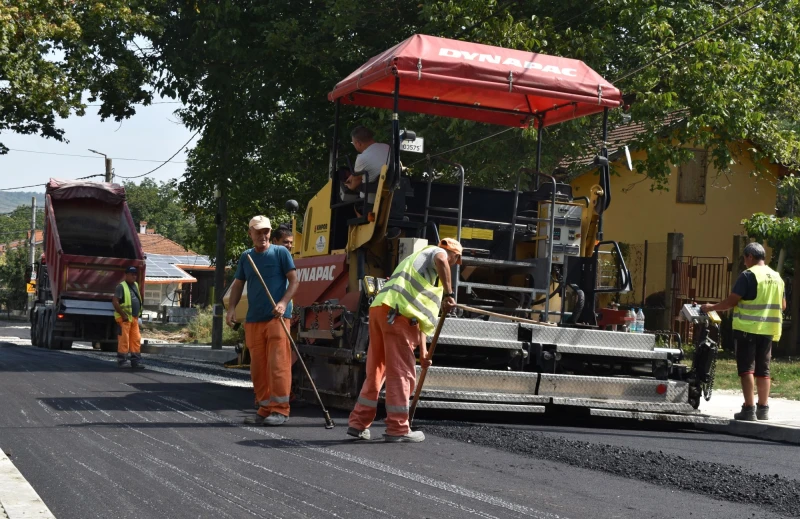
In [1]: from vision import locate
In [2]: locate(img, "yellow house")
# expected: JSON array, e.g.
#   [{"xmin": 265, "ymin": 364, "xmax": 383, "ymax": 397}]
[{"xmin": 568, "ymin": 119, "xmax": 786, "ymax": 306}]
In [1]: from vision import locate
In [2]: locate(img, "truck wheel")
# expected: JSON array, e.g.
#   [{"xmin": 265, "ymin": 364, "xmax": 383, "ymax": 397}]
[
  {"xmin": 30, "ymin": 308, "xmax": 40, "ymax": 347},
  {"xmin": 58, "ymin": 340, "xmax": 73, "ymax": 350},
  {"xmin": 44, "ymin": 308, "xmax": 55, "ymax": 350},
  {"xmin": 35, "ymin": 309, "xmax": 45, "ymax": 348}
]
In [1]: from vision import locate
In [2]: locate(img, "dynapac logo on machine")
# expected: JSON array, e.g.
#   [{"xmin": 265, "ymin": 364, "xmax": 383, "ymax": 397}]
[
  {"xmin": 297, "ymin": 265, "xmax": 337, "ymax": 282},
  {"xmin": 439, "ymin": 48, "xmax": 577, "ymax": 77}
]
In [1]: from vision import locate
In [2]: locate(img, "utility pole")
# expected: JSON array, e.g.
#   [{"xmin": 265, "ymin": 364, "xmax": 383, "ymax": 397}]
[
  {"xmin": 211, "ymin": 184, "xmax": 227, "ymax": 349},
  {"xmin": 104, "ymin": 156, "xmax": 113, "ymax": 183},
  {"xmin": 88, "ymin": 149, "xmax": 113, "ymax": 182},
  {"xmin": 28, "ymin": 197, "xmax": 37, "ymax": 310}
]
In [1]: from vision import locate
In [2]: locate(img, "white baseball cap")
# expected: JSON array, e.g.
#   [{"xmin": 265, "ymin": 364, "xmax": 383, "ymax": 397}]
[{"xmin": 248, "ymin": 215, "xmax": 271, "ymax": 230}]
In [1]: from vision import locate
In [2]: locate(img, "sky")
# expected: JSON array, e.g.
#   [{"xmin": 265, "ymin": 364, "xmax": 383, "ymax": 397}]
[{"xmin": 0, "ymin": 102, "xmax": 196, "ymax": 192}]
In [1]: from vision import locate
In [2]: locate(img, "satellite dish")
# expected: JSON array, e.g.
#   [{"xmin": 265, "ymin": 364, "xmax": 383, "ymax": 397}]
[{"xmin": 624, "ymin": 146, "xmax": 633, "ymax": 172}]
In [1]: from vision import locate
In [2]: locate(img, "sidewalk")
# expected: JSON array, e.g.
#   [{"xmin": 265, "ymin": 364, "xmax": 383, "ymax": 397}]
[
  {"xmin": 695, "ymin": 390, "xmax": 800, "ymax": 444},
  {"xmin": 0, "ymin": 449, "xmax": 55, "ymax": 519}
]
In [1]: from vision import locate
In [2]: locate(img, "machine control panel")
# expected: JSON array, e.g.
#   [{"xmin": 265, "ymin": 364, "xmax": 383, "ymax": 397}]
[
  {"xmin": 538, "ymin": 202, "xmax": 584, "ymax": 264},
  {"xmin": 679, "ymin": 303, "xmax": 721, "ymax": 324},
  {"xmin": 363, "ymin": 276, "xmax": 387, "ymax": 297}
]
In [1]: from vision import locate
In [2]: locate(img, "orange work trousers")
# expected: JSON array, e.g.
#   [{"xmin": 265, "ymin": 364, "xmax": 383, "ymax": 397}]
[
  {"xmin": 246, "ymin": 318, "xmax": 292, "ymax": 418},
  {"xmin": 349, "ymin": 304, "xmax": 419, "ymax": 436},
  {"xmin": 116, "ymin": 318, "xmax": 141, "ymax": 357}
]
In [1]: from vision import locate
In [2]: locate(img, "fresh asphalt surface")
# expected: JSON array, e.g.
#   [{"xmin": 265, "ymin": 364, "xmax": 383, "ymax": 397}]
[{"xmin": 1, "ymin": 320, "xmax": 798, "ymax": 518}]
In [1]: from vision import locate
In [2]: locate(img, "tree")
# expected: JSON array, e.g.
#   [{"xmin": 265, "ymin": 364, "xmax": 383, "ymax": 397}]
[
  {"xmin": 0, "ymin": 204, "xmax": 43, "ymax": 244},
  {"xmin": 123, "ymin": 178, "xmax": 200, "ymax": 252},
  {"xmin": 0, "ymin": 1, "xmax": 162, "ymax": 151},
  {"xmin": 127, "ymin": 0, "xmax": 800, "ymax": 261},
  {"xmin": 0, "ymin": 246, "xmax": 31, "ymax": 313}
]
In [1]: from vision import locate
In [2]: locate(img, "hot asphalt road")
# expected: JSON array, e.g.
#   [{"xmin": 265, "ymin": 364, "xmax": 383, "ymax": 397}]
[{"xmin": 0, "ymin": 320, "xmax": 797, "ymax": 518}]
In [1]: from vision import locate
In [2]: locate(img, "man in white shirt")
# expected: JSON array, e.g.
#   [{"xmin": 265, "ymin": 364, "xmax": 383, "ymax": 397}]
[{"xmin": 344, "ymin": 126, "xmax": 390, "ymax": 204}]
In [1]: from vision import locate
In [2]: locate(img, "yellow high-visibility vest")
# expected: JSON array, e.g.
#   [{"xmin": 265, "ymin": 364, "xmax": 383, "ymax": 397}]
[
  {"xmin": 732, "ymin": 265, "xmax": 784, "ymax": 341},
  {"xmin": 114, "ymin": 281, "xmax": 142, "ymax": 320},
  {"xmin": 372, "ymin": 246, "xmax": 443, "ymax": 335}
]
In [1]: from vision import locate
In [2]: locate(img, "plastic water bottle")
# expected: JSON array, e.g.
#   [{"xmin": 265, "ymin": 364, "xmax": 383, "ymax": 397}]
[
  {"xmin": 635, "ymin": 308, "xmax": 645, "ymax": 334},
  {"xmin": 626, "ymin": 309, "xmax": 636, "ymax": 333}
]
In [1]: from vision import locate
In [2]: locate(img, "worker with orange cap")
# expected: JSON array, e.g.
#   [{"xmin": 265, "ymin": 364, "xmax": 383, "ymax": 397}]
[{"xmin": 348, "ymin": 238, "xmax": 462, "ymax": 442}]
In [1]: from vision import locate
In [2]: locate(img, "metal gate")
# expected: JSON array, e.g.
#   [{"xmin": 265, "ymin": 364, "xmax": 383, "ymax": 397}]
[{"xmin": 671, "ymin": 256, "xmax": 730, "ymax": 335}]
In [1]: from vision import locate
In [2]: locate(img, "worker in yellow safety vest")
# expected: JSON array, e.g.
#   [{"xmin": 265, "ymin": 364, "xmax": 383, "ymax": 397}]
[
  {"xmin": 702, "ymin": 242, "xmax": 785, "ymax": 421},
  {"xmin": 112, "ymin": 266, "xmax": 144, "ymax": 369},
  {"xmin": 347, "ymin": 238, "xmax": 462, "ymax": 443}
]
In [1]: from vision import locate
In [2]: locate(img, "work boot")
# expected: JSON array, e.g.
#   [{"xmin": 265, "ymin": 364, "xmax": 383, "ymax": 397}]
[
  {"xmin": 383, "ymin": 430, "xmax": 425, "ymax": 443},
  {"xmin": 130, "ymin": 356, "xmax": 144, "ymax": 369},
  {"xmin": 243, "ymin": 414, "xmax": 266, "ymax": 425},
  {"xmin": 734, "ymin": 404, "xmax": 757, "ymax": 421},
  {"xmin": 757, "ymin": 404, "xmax": 770, "ymax": 421},
  {"xmin": 116, "ymin": 356, "xmax": 128, "ymax": 368},
  {"xmin": 347, "ymin": 427, "xmax": 371, "ymax": 440},
  {"xmin": 263, "ymin": 413, "xmax": 289, "ymax": 426}
]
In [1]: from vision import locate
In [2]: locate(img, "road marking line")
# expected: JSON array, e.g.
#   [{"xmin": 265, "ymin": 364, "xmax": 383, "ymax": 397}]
[{"xmin": 0, "ymin": 448, "xmax": 56, "ymax": 519}]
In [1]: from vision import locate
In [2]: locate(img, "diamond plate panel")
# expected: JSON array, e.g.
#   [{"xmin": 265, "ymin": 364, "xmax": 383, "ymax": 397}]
[
  {"xmin": 552, "ymin": 398, "xmax": 695, "ymax": 413},
  {"xmin": 416, "ymin": 401, "xmax": 546, "ymax": 413},
  {"xmin": 556, "ymin": 345, "xmax": 668, "ymax": 359},
  {"xmin": 420, "ymin": 389, "xmax": 550, "ymax": 404},
  {"xmin": 538, "ymin": 374, "xmax": 689, "ymax": 403},
  {"xmin": 441, "ymin": 318, "xmax": 519, "ymax": 341},
  {"xmin": 524, "ymin": 325, "xmax": 656, "ymax": 351},
  {"xmin": 433, "ymin": 335, "xmax": 523, "ymax": 350},
  {"xmin": 415, "ymin": 366, "xmax": 539, "ymax": 394},
  {"xmin": 589, "ymin": 408, "xmax": 730, "ymax": 425}
]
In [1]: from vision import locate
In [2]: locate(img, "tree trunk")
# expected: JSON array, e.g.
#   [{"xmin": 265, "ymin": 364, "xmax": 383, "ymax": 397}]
[
  {"xmin": 777, "ymin": 247, "xmax": 787, "ymax": 275},
  {"xmin": 790, "ymin": 248, "xmax": 800, "ymax": 357}
]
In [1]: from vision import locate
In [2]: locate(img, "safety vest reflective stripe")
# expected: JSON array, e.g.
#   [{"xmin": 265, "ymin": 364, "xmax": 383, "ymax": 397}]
[
  {"xmin": 372, "ymin": 246, "xmax": 444, "ymax": 335},
  {"xmin": 735, "ymin": 314, "xmax": 781, "ymax": 323},
  {"xmin": 357, "ymin": 396, "xmax": 378, "ymax": 408},
  {"xmin": 385, "ymin": 285, "xmax": 438, "ymax": 325},
  {"xmin": 737, "ymin": 303, "xmax": 782, "ymax": 311},
  {"xmin": 732, "ymin": 264, "xmax": 784, "ymax": 341},
  {"xmin": 113, "ymin": 281, "xmax": 141, "ymax": 320},
  {"xmin": 385, "ymin": 404, "xmax": 409, "ymax": 414},
  {"xmin": 387, "ymin": 271, "xmax": 443, "ymax": 308}
]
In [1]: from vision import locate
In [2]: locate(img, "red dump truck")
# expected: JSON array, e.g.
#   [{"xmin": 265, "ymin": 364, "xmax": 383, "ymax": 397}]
[{"xmin": 29, "ymin": 179, "xmax": 146, "ymax": 351}]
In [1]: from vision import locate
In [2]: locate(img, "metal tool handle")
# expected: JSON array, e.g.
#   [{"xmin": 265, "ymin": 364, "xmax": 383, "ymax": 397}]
[
  {"xmin": 245, "ymin": 254, "xmax": 335, "ymax": 429},
  {"xmin": 454, "ymin": 303, "xmax": 557, "ymax": 327},
  {"xmin": 409, "ymin": 309, "xmax": 448, "ymax": 425}
]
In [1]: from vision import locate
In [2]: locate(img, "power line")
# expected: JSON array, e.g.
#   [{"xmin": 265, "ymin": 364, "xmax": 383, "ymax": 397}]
[
  {"xmin": 84, "ymin": 101, "xmax": 182, "ymax": 107},
  {"xmin": 406, "ymin": 126, "xmax": 517, "ymax": 168},
  {"xmin": 5, "ymin": 148, "xmax": 187, "ymax": 164},
  {"xmin": 0, "ymin": 183, "xmax": 45, "ymax": 192},
  {"xmin": 116, "ymin": 131, "xmax": 200, "ymax": 180},
  {"xmin": 613, "ymin": 0, "xmax": 769, "ymax": 83}
]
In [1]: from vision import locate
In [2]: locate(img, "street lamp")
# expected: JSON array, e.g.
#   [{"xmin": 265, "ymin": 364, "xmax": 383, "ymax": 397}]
[{"xmin": 88, "ymin": 149, "xmax": 113, "ymax": 182}]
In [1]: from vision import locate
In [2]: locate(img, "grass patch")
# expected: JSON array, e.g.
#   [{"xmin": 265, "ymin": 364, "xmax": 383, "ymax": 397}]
[
  {"xmin": 186, "ymin": 306, "xmax": 244, "ymax": 346},
  {"xmin": 711, "ymin": 352, "xmax": 800, "ymax": 400}
]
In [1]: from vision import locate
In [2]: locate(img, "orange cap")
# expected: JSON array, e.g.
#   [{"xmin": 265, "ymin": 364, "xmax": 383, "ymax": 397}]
[{"xmin": 439, "ymin": 238, "xmax": 463, "ymax": 264}]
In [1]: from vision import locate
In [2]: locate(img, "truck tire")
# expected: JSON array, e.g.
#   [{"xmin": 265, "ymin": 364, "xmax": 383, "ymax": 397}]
[
  {"xmin": 35, "ymin": 309, "xmax": 45, "ymax": 348},
  {"xmin": 30, "ymin": 308, "xmax": 40, "ymax": 347},
  {"xmin": 43, "ymin": 308, "xmax": 55, "ymax": 350}
]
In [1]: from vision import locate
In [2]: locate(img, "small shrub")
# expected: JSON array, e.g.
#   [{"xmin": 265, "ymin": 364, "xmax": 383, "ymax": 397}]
[{"xmin": 186, "ymin": 306, "xmax": 244, "ymax": 345}]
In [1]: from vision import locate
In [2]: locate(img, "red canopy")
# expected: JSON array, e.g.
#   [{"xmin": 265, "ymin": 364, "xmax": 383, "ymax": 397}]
[{"xmin": 328, "ymin": 34, "xmax": 622, "ymax": 128}]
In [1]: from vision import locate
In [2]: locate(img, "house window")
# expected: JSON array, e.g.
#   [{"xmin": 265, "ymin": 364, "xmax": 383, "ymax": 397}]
[{"xmin": 676, "ymin": 149, "xmax": 708, "ymax": 204}]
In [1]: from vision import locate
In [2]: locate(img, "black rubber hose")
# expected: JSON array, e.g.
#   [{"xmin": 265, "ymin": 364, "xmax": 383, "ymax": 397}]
[
  {"xmin": 569, "ymin": 284, "xmax": 585, "ymax": 323},
  {"xmin": 531, "ymin": 285, "xmax": 560, "ymax": 306}
]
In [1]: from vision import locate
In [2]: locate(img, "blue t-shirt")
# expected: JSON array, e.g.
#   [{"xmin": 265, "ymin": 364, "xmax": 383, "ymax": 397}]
[{"xmin": 234, "ymin": 246, "xmax": 296, "ymax": 323}]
